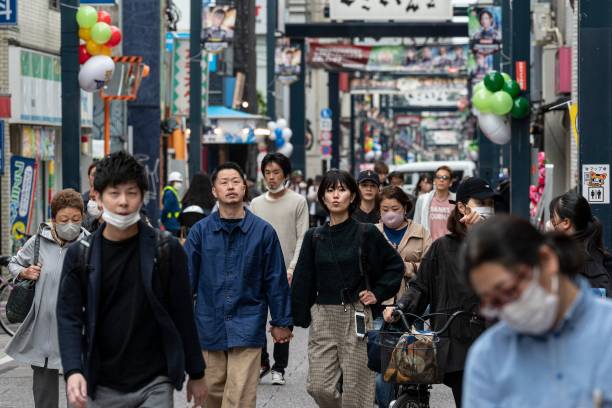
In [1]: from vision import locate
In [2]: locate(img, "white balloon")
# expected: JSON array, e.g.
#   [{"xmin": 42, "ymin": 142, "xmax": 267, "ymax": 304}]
[
  {"xmin": 365, "ymin": 151, "xmax": 375, "ymax": 161},
  {"xmin": 276, "ymin": 118, "xmax": 288, "ymax": 129},
  {"xmin": 374, "ymin": 151, "xmax": 383, "ymax": 159},
  {"xmin": 282, "ymin": 128, "xmax": 293, "ymax": 141},
  {"xmin": 278, "ymin": 142, "xmax": 293, "ymax": 157},
  {"xmin": 267, "ymin": 121, "xmax": 277, "ymax": 131},
  {"xmin": 78, "ymin": 56, "xmax": 115, "ymax": 93},
  {"xmin": 478, "ymin": 113, "xmax": 511, "ymax": 145},
  {"xmin": 269, "ymin": 132, "xmax": 276, "ymax": 141}
]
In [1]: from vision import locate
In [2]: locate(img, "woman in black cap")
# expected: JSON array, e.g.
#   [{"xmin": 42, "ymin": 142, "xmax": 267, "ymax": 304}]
[
  {"xmin": 383, "ymin": 177, "xmax": 495, "ymax": 407},
  {"xmin": 353, "ymin": 170, "xmax": 382, "ymax": 224}
]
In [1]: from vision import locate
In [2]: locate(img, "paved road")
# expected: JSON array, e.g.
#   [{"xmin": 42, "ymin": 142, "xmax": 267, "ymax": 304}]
[{"xmin": 0, "ymin": 328, "xmax": 455, "ymax": 407}]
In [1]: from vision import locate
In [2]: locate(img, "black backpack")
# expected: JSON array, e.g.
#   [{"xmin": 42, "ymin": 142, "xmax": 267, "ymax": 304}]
[{"xmin": 76, "ymin": 229, "xmax": 173, "ymax": 296}]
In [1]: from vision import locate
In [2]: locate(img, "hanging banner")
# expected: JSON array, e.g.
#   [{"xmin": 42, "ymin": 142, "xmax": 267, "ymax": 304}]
[
  {"xmin": 569, "ymin": 102, "xmax": 579, "ymax": 146},
  {"xmin": 275, "ymin": 38, "xmax": 302, "ymax": 84},
  {"xmin": 171, "ymin": 36, "xmax": 209, "ymax": 116},
  {"xmin": 468, "ymin": 7, "xmax": 502, "ymax": 55},
  {"xmin": 10, "ymin": 156, "xmax": 37, "ymax": 242},
  {"xmin": 329, "ymin": 0, "xmax": 452, "ymax": 22},
  {"xmin": 308, "ymin": 42, "xmax": 468, "ymax": 74},
  {"xmin": 202, "ymin": 6, "xmax": 235, "ymax": 54}
]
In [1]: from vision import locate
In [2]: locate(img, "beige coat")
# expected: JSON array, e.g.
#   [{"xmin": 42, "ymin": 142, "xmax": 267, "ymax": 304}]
[{"xmin": 376, "ymin": 220, "xmax": 432, "ymax": 303}]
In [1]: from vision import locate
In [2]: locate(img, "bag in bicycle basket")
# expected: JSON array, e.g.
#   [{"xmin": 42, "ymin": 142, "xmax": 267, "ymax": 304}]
[
  {"xmin": 383, "ymin": 332, "xmax": 445, "ymax": 384},
  {"xmin": 367, "ymin": 329, "xmax": 403, "ymax": 373}
]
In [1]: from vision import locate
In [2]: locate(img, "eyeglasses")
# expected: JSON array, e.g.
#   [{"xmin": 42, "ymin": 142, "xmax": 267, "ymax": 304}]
[{"xmin": 435, "ymin": 175, "xmax": 451, "ymax": 181}]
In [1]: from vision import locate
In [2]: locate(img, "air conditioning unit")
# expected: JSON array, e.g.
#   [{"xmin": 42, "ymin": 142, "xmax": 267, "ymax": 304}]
[{"xmin": 533, "ymin": 3, "xmax": 552, "ymax": 45}]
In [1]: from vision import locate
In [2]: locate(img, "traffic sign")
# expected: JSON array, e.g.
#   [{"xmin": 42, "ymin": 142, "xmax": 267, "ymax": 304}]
[{"xmin": 0, "ymin": 0, "xmax": 17, "ymax": 26}]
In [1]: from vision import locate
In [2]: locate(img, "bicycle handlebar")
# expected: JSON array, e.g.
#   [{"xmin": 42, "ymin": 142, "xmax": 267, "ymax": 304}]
[{"xmin": 391, "ymin": 309, "xmax": 470, "ymax": 336}]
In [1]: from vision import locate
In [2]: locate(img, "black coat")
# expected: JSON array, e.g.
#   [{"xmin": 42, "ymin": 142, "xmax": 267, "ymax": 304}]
[
  {"xmin": 397, "ymin": 234, "xmax": 485, "ymax": 373},
  {"xmin": 582, "ymin": 249, "xmax": 612, "ymax": 295},
  {"xmin": 57, "ymin": 221, "xmax": 204, "ymax": 396}
]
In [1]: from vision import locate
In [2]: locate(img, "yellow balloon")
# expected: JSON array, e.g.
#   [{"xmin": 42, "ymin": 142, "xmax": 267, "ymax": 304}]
[
  {"xmin": 100, "ymin": 46, "xmax": 112, "ymax": 57},
  {"xmin": 79, "ymin": 28, "xmax": 91, "ymax": 41},
  {"xmin": 86, "ymin": 40, "xmax": 102, "ymax": 56}
]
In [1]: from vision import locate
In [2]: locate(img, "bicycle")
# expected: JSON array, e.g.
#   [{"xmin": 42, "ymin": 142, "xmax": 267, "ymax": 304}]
[
  {"xmin": 0, "ymin": 255, "xmax": 20, "ymax": 336},
  {"xmin": 378, "ymin": 309, "xmax": 472, "ymax": 408}
]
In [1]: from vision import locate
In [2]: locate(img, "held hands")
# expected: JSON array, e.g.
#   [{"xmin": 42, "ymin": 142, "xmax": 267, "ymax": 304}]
[
  {"xmin": 270, "ymin": 326, "xmax": 293, "ymax": 344},
  {"xmin": 66, "ymin": 373, "xmax": 88, "ymax": 408},
  {"xmin": 186, "ymin": 377, "xmax": 208, "ymax": 408},
  {"xmin": 460, "ymin": 209, "xmax": 483, "ymax": 227},
  {"xmin": 383, "ymin": 306, "xmax": 399, "ymax": 323},
  {"xmin": 20, "ymin": 263, "xmax": 42, "ymax": 281},
  {"xmin": 359, "ymin": 290, "xmax": 378, "ymax": 306}
]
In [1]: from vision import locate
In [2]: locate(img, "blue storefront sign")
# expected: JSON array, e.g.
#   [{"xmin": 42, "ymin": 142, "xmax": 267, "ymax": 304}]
[
  {"xmin": 10, "ymin": 156, "xmax": 37, "ymax": 242},
  {"xmin": 0, "ymin": 0, "xmax": 17, "ymax": 26}
]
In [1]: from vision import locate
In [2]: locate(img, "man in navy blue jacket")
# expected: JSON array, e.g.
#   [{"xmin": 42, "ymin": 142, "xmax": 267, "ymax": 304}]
[
  {"xmin": 57, "ymin": 151, "xmax": 207, "ymax": 408},
  {"xmin": 185, "ymin": 162, "xmax": 293, "ymax": 408}
]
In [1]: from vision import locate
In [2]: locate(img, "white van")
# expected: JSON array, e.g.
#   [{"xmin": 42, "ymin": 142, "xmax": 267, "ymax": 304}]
[{"xmin": 389, "ymin": 161, "xmax": 477, "ymax": 194}]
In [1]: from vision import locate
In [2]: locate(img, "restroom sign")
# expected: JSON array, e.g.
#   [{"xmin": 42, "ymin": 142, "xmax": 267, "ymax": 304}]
[{"xmin": 582, "ymin": 164, "xmax": 610, "ymax": 205}]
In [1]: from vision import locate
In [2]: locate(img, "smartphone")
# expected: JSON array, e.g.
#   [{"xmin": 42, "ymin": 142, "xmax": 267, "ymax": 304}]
[{"xmin": 355, "ymin": 311, "xmax": 366, "ymax": 338}]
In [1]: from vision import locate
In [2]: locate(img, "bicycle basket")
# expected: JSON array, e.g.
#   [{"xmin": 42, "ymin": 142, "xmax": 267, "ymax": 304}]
[{"xmin": 382, "ymin": 331, "xmax": 445, "ymax": 384}]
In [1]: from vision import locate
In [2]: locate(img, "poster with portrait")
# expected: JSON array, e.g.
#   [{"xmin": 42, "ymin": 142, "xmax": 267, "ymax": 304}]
[
  {"xmin": 468, "ymin": 52, "xmax": 495, "ymax": 81},
  {"xmin": 468, "ymin": 6, "xmax": 502, "ymax": 55},
  {"xmin": 275, "ymin": 38, "xmax": 301, "ymax": 84},
  {"xmin": 202, "ymin": 6, "xmax": 236, "ymax": 54}
]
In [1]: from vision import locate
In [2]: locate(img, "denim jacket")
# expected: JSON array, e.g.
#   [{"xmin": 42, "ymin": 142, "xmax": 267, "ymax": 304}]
[{"xmin": 185, "ymin": 210, "xmax": 292, "ymax": 351}]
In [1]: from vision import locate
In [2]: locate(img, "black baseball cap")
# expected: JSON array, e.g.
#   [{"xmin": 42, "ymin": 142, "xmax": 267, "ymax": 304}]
[
  {"xmin": 358, "ymin": 170, "xmax": 380, "ymax": 186},
  {"xmin": 453, "ymin": 177, "xmax": 499, "ymax": 204}
]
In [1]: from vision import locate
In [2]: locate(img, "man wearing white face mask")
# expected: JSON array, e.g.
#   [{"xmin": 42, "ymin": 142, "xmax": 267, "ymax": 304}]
[
  {"xmin": 463, "ymin": 216, "xmax": 612, "ymax": 407},
  {"xmin": 57, "ymin": 151, "xmax": 207, "ymax": 408},
  {"xmin": 250, "ymin": 153, "xmax": 309, "ymax": 385}
]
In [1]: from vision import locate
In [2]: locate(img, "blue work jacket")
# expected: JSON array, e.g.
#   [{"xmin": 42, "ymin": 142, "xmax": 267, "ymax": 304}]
[
  {"xmin": 161, "ymin": 186, "xmax": 181, "ymax": 233},
  {"xmin": 185, "ymin": 209, "xmax": 293, "ymax": 351}
]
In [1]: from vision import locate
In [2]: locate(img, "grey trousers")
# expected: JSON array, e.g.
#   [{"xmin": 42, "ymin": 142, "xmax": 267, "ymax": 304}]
[
  {"xmin": 88, "ymin": 376, "xmax": 174, "ymax": 408},
  {"xmin": 32, "ymin": 366, "xmax": 59, "ymax": 408}
]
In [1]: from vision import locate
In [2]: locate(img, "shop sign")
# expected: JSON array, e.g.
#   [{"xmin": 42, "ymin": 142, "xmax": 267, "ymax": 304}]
[
  {"xmin": 0, "ymin": 0, "xmax": 17, "ymax": 26},
  {"xmin": 329, "ymin": 0, "xmax": 452, "ymax": 22},
  {"xmin": 171, "ymin": 37, "xmax": 208, "ymax": 117},
  {"xmin": 516, "ymin": 61, "xmax": 528, "ymax": 90},
  {"xmin": 320, "ymin": 108, "xmax": 332, "ymax": 160},
  {"xmin": 255, "ymin": 0, "xmax": 266, "ymax": 35},
  {"xmin": 10, "ymin": 156, "xmax": 37, "ymax": 242},
  {"xmin": 9, "ymin": 47, "xmax": 93, "ymax": 126},
  {"xmin": 582, "ymin": 164, "xmax": 610, "ymax": 205}
]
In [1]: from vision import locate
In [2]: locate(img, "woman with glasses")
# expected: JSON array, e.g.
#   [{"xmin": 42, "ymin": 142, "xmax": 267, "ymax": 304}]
[
  {"xmin": 383, "ymin": 178, "xmax": 494, "ymax": 407},
  {"xmin": 462, "ymin": 215, "xmax": 612, "ymax": 407},
  {"xmin": 292, "ymin": 169, "xmax": 404, "ymax": 408},
  {"xmin": 413, "ymin": 166, "xmax": 456, "ymax": 241}
]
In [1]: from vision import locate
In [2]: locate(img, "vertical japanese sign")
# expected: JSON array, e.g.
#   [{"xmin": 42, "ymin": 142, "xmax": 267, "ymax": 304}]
[
  {"xmin": 10, "ymin": 156, "xmax": 37, "ymax": 243},
  {"xmin": 320, "ymin": 108, "xmax": 333, "ymax": 160},
  {"xmin": 0, "ymin": 0, "xmax": 17, "ymax": 25},
  {"xmin": 275, "ymin": 37, "xmax": 302, "ymax": 84},
  {"xmin": 582, "ymin": 164, "xmax": 610, "ymax": 205}
]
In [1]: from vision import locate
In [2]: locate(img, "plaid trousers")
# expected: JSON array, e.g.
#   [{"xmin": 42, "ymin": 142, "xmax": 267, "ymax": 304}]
[{"xmin": 306, "ymin": 303, "xmax": 375, "ymax": 408}]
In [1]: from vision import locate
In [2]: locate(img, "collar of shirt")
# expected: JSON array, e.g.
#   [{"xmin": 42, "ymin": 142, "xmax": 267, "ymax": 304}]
[{"xmin": 211, "ymin": 209, "xmax": 253, "ymax": 234}]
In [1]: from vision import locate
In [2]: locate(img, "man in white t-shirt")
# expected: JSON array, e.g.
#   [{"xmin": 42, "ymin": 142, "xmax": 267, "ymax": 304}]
[
  {"xmin": 413, "ymin": 165, "xmax": 456, "ymax": 241},
  {"xmin": 250, "ymin": 153, "xmax": 309, "ymax": 386}
]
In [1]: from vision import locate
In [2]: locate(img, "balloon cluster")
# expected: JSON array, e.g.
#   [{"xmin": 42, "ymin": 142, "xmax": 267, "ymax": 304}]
[
  {"xmin": 472, "ymin": 71, "xmax": 531, "ymax": 145},
  {"xmin": 267, "ymin": 119, "xmax": 294, "ymax": 157},
  {"xmin": 76, "ymin": 6, "xmax": 122, "ymax": 63},
  {"xmin": 76, "ymin": 6, "xmax": 120, "ymax": 92},
  {"xmin": 364, "ymin": 137, "xmax": 382, "ymax": 161},
  {"xmin": 529, "ymin": 152, "xmax": 546, "ymax": 217}
]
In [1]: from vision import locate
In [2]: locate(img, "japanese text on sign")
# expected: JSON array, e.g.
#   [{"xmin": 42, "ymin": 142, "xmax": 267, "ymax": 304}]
[{"xmin": 582, "ymin": 164, "xmax": 610, "ymax": 205}]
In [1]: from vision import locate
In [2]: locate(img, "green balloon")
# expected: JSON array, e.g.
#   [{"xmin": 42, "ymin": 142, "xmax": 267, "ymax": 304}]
[
  {"xmin": 91, "ymin": 22, "xmax": 112, "ymax": 45},
  {"xmin": 502, "ymin": 80, "xmax": 521, "ymax": 99},
  {"xmin": 472, "ymin": 89, "xmax": 494, "ymax": 113},
  {"xmin": 501, "ymin": 72, "xmax": 512, "ymax": 82},
  {"xmin": 76, "ymin": 6, "xmax": 98, "ymax": 29},
  {"xmin": 511, "ymin": 96, "xmax": 530, "ymax": 119},
  {"xmin": 491, "ymin": 91, "xmax": 514, "ymax": 115},
  {"xmin": 473, "ymin": 81, "xmax": 485, "ymax": 95},
  {"xmin": 484, "ymin": 71, "xmax": 505, "ymax": 92}
]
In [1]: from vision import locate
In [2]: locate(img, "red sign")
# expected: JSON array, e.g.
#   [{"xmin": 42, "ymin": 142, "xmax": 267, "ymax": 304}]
[{"xmin": 516, "ymin": 61, "xmax": 527, "ymax": 90}]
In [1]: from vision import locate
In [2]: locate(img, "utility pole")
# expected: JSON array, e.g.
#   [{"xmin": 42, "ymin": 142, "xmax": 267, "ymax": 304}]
[
  {"xmin": 578, "ymin": 0, "xmax": 612, "ymax": 247},
  {"xmin": 189, "ymin": 0, "xmax": 202, "ymax": 176},
  {"xmin": 234, "ymin": 0, "xmax": 258, "ymax": 113},
  {"xmin": 509, "ymin": 0, "xmax": 531, "ymax": 218},
  {"xmin": 60, "ymin": 0, "xmax": 80, "ymax": 189},
  {"xmin": 266, "ymin": 0, "xmax": 277, "ymax": 118},
  {"xmin": 329, "ymin": 71, "xmax": 340, "ymax": 169}
]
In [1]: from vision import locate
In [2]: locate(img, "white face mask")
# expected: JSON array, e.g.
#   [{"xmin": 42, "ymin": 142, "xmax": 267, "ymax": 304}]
[
  {"xmin": 87, "ymin": 199, "xmax": 103, "ymax": 218},
  {"xmin": 473, "ymin": 206, "xmax": 495, "ymax": 219},
  {"xmin": 55, "ymin": 222, "xmax": 82, "ymax": 242},
  {"xmin": 491, "ymin": 269, "xmax": 560, "ymax": 335},
  {"xmin": 174, "ymin": 182, "xmax": 183, "ymax": 191},
  {"xmin": 102, "ymin": 206, "xmax": 141, "ymax": 230},
  {"xmin": 267, "ymin": 180, "xmax": 286, "ymax": 194}
]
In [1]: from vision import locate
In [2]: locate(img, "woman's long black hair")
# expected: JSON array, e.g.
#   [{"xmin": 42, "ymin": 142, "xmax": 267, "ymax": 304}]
[
  {"xmin": 551, "ymin": 192, "xmax": 606, "ymax": 260},
  {"xmin": 182, "ymin": 173, "xmax": 216, "ymax": 211}
]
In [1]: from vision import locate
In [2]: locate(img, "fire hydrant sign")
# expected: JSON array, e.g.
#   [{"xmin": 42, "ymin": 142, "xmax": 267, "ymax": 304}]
[{"xmin": 582, "ymin": 164, "xmax": 610, "ymax": 204}]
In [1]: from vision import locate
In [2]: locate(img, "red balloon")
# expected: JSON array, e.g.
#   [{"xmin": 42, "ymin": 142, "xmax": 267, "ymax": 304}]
[
  {"xmin": 78, "ymin": 44, "xmax": 91, "ymax": 64},
  {"xmin": 107, "ymin": 25, "xmax": 122, "ymax": 47},
  {"xmin": 97, "ymin": 10, "xmax": 112, "ymax": 25}
]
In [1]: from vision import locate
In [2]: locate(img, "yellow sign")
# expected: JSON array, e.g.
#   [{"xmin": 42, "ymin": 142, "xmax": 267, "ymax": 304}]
[{"xmin": 569, "ymin": 102, "xmax": 579, "ymax": 146}]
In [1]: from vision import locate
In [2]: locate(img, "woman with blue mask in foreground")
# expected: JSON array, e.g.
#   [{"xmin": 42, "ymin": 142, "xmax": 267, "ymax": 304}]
[{"xmin": 463, "ymin": 215, "xmax": 612, "ymax": 407}]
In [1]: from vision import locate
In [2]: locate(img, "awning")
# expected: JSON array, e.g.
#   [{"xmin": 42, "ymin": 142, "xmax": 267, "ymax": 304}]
[{"xmin": 207, "ymin": 106, "xmax": 265, "ymax": 120}]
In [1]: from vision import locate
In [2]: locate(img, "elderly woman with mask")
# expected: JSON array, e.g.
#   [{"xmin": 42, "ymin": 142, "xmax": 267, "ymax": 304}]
[{"xmin": 5, "ymin": 189, "xmax": 89, "ymax": 408}]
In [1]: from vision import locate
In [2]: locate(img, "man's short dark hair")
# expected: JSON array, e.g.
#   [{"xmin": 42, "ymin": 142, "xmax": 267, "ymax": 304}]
[
  {"xmin": 211, "ymin": 162, "xmax": 246, "ymax": 185},
  {"xmin": 261, "ymin": 153, "xmax": 291, "ymax": 178},
  {"xmin": 87, "ymin": 161, "xmax": 98, "ymax": 177},
  {"xmin": 94, "ymin": 151, "xmax": 148, "ymax": 196}
]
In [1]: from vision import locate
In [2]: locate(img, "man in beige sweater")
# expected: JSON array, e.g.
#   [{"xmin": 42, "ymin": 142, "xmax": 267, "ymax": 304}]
[{"xmin": 250, "ymin": 153, "xmax": 309, "ymax": 386}]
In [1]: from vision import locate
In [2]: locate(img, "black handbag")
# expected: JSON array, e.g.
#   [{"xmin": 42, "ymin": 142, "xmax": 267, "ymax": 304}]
[{"xmin": 6, "ymin": 234, "xmax": 40, "ymax": 324}]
